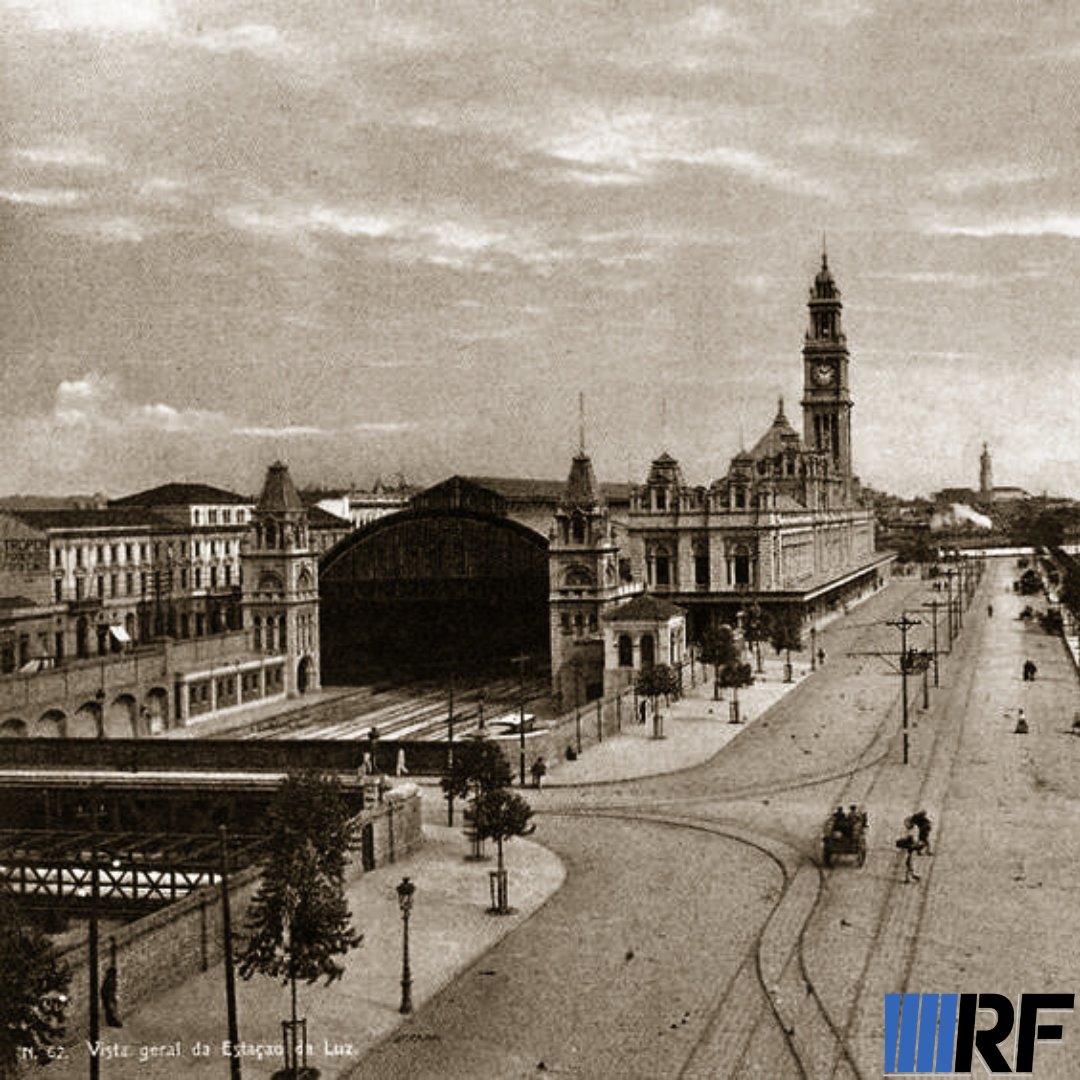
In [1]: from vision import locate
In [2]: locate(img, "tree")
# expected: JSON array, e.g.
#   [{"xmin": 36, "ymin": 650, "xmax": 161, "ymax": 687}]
[
  {"xmin": 699, "ymin": 625, "xmax": 738, "ymax": 700},
  {"xmin": 473, "ymin": 788, "xmax": 535, "ymax": 914},
  {"xmin": 0, "ymin": 892, "xmax": 70, "ymax": 1075},
  {"xmin": 768, "ymin": 608, "xmax": 803, "ymax": 682},
  {"xmin": 239, "ymin": 774, "xmax": 364, "ymax": 1079},
  {"xmin": 742, "ymin": 603, "xmax": 767, "ymax": 673},
  {"xmin": 718, "ymin": 661, "xmax": 754, "ymax": 721},
  {"xmin": 1017, "ymin": 568, "xmax": 1042, "ymax": 596},
  {"xmin": 441, "ymin": 740, "xmax": 512, "ymax": 858},
  {"xmin": 635, "ymin": 663, "xmax": 679, "ymax": 736}
]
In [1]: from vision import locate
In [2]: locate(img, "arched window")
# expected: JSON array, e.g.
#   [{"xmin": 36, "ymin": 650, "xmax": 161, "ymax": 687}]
[
  {"xmin": 254, "ymin": 616, "xmax": 262, "ymax": 650},
  {"xmin": 639, "ymin": 633, "xmax": 655, "ymax": 668},
  {"xmin": 652, "ymin": 545, "xmax": 672, "ymax": 587},
  {"xmin": 734, "ymin": 546, "xmax": 751, "ymax": 587},
  {"xmin": 618, "ymin": 634, "xmax": 633, "ymax": 667}
]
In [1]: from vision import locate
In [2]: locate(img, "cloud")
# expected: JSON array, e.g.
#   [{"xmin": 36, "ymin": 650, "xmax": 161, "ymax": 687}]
[
  {"xmin": 863, "ymin": 268, "xmax": 1050, "ymax": 290},
  {"xmin": 536, "ymin": 106, "xmax": 830, "ymax": 197},
  {"xmin": 53, "ymin": 373, "xmax": 225, "ymax": 433},
  {"xmin": 2, "ymin": 0, "xmax": 174, "ymax": 34},
  {"xmin": 0, "ymin": 187, "xmax": 87, "ymax": 207},
  {"xmin": 220, "ymin": 197, "xmax": 565, "ymax": 271},
  {"xmin": 926, "ymin": 214, "xmax": 1080, "ymax": 239},
  {"xmin": 11, "ymin": 144, "xmax": 109, "ymax": 169},
  {"xmin": 189, "ymin": 23, "xmax": 295, "ymax": 60},
  {"xmin": 798, "ymin": 127, "xmax": 917, "ymax": 158},
  {"xmin": 235, "ymin": 425, "xmax": 331, "ymax": 438},
  {"xmin": 936, "ymin": 163, "xmax": 1049, "ymax": 195},
  {"xmin": 42, "ymin": 373, "xmax": 413, "ymax": 442},
  {"xmin": 58, "ymin": 215, "xmax": 151, "ymax": 243}
]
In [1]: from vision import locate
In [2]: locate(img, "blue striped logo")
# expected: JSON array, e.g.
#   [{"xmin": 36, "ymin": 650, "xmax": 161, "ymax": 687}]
[{"xmin": 884, "ymin": 993, "xmax": 958, "ymax": 1074}]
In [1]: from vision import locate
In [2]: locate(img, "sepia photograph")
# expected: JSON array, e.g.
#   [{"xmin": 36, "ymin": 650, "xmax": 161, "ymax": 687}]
[{"xmin": 2, "ymin": 2, "xmax": 1080, "ymax": 1077}]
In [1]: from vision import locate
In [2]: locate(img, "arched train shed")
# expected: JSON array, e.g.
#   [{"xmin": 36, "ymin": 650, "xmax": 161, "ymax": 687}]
[{"xmin": 319, "ymin": 478, "xmax": 550, "ymax": 681}]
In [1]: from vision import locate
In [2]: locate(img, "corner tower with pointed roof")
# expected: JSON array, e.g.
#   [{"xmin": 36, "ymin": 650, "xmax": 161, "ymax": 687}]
[
  {"xmin": 548, "ymin": 445, "xmax": 625, "ymax": 706},
  {"xmin": 242, "ymin": 461, "xmax": 320, "ymax": 696},
  {"xmin": 801, "ymin": 250, "xmax": 854, "ymax": 495}
]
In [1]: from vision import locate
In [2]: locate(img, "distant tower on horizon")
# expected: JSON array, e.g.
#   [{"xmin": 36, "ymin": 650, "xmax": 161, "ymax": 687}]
[{"xmin": 979, "ymin": 442, "xmax": 993, "ymax": 507}]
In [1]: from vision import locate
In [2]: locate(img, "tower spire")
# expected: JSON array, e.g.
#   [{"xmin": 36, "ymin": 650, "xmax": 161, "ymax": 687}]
[{"xmin": 578, "ymin": 391, "xmax": 586, "ymax": 457}]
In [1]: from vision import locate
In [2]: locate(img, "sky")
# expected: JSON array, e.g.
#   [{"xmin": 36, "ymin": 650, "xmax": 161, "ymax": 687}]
[{"xmin": 2, "ymin": 0, "xmax": 1080, "ymax": 500}]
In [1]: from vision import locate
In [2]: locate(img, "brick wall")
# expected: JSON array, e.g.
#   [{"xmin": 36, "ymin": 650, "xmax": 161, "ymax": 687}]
[{"xmin": 56, "ymin": 785, "xmax": 422, "ymax": 1044}]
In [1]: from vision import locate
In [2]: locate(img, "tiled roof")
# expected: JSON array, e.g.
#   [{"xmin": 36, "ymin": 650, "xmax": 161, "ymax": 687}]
[
  {"xmin": 747, "ymin": 399, "xmax": 801, "ymax": 461},
  {"xmin": 603, "ymin": 593, "xmax": 684, "ymax": 622},
  {"xmin": 465, "ymin": 475, "xmax": 631, "ymax": 504},
  {"xmin": 111, "ymin": 482, "xmax": 250, "ymax": 507},
  {"xmin": 6, "ymin": 508, "xmax": 170, "ymax": 531},
  {"xmin": 308, "ymin": 505, "xmax": 352, "ymax": 528},
  {"xmin": 257, "ymin": 462, "xmax": 305, "ymax": 514}
]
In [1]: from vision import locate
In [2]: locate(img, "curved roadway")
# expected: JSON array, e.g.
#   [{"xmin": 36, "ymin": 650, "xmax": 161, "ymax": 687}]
[{"xmin": 350, "ymin": 563, "xmax": 1077, "ymax": 1079}]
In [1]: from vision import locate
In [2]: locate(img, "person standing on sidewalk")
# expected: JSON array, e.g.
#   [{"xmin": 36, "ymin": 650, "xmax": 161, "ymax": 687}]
[{"xmin": 530, "ymin": 757, "xmax": 547, "ymax": 789}]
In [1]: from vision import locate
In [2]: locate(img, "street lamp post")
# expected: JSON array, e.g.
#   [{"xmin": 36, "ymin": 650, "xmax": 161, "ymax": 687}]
[
  {"xmin": 511, "ymin": 653, "xmax": 529, "ymax": 786},
  {"xmin": 218, "ymin": 825, "xmax": 242, "ymax": 1080},
  {"xmin": 396, "ymin": 877, "xmax": 415, "ymax": 1015}
]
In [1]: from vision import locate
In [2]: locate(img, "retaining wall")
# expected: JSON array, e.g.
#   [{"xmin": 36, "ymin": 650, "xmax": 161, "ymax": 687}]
[{"xmin": 56, "ymin": 784, "xmax": 422, "ymax": 1045}]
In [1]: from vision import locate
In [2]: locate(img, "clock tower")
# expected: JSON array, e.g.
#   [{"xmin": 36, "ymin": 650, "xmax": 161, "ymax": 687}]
[{"xmin": 801, "ymin": 250, "xmax": 853, "ymax": 487}]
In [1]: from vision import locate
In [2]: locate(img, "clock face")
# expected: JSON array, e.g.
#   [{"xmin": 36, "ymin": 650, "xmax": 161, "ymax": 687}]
[{"xmin": 811, "ymin": 363, "xmax": 834, "ymax": 387}]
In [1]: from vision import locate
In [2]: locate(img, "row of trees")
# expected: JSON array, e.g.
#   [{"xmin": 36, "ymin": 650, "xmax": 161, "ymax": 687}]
[
  {"xmin": 441, "ymin": 741, "xmax": 535, "ymax": 913},
  {"xmin": 698, "ymin": 606, "xmax": 804, "ymax": 699}
]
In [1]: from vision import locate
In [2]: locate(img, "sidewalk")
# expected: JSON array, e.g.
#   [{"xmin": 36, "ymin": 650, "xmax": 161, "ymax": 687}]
[
  {"xmin": 39, "ymin": 825, "xmax": 565, "ymax": 1080},
  {"xmin": 542, "ymin": 654, "xmax": 815, "ymax": 786},
  {"xmin": 38, "ymin": 644, "xmax": 830, "ymax": 1077}
]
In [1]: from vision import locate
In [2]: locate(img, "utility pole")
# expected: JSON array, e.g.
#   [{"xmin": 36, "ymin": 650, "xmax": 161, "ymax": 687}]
[
  {"xmin": 218, "ymin": 825, "xmax": 242, "ymax": 1080},
  {"xmin": 510, "ymin": 653, "xmax": 529, "ymax": 786},
  {"xmin": 446, "ymin": 673, "xmax": 455, "ymax": 827},
  {"xmin": 920, "ymin": 599, "xmax": 942, "ymax": 687},
  {"xmin": 88, "ymin": 793, "xmax": 100, "ymax": 1080},
  {"xmin": 943, "ymin": 570, "xmax": 956, "ymax": 647},
  {"xmin": 953, "ymin": 555, "xmax": 965, "ymax": 631},
  {"xmin": 886, "ymin": 613, "xmax": 921, "ymax": 766}
]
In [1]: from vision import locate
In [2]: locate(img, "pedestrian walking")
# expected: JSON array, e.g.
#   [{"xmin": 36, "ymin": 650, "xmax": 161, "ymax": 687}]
[
  {"xmin": 906, "ymin": 809, "xmax": 933, "ymax": 856},
  {"xmin": 639, "ymin": 699, "xmax": 648, "ymax": 725},
  {"xmin": 987, "ymin": 604, "xmax": 993, "ymax": 618},
  {"xmin": 817, "ymin": 647, "xmax": 826, "ymax": 667},
  {"xmin": 1015, "ymin": 708, "xmax": 1028, "ymax": 734},
  {"xmin": 896, "ymin": 831, "xmax": 920, "ymax": 883},
  {"xmin": 530, "ymin": 757, "xmax": 547, "ymax": 789}
]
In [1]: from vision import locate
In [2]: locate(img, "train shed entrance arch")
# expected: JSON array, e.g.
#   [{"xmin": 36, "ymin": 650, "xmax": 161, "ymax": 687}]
[{"xmin": 319, "ymin": 478, "xmax": 550, "ymax": 682}]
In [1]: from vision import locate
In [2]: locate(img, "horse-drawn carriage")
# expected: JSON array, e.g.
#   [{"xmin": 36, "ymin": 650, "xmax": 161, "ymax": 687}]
[{"xmin": 823, "ymin": 806, "xmax": 867, "ymax": 868}]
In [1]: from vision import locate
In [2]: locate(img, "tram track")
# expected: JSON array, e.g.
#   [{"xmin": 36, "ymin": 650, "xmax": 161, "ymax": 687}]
[{"xmin": 535, "ymin": 577, "xmax": 987, "ymax": 1079}]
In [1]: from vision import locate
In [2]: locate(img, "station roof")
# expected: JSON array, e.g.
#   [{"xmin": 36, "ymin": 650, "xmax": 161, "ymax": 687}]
[{"xmin": 111, "ymin": 482, "xmax": 250, "ymax": 507}]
